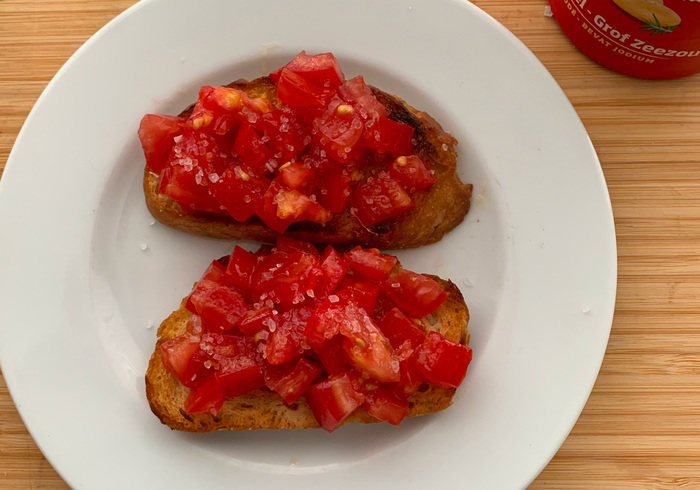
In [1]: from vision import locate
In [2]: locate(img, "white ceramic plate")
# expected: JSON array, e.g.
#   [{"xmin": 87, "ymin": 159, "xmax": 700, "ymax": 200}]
[{"xmin": 0, "ymin": 0, "xmax": 616, "ymax": 488}]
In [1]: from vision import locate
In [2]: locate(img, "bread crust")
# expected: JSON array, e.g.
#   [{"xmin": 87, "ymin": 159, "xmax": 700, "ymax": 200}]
[
  {"xmin": 143, "ymin": 78, "xmax": 472, "ymax": 249},
  {"xmin": 145, "ymin": 276, "xmax": 470, "ymax": 432}
]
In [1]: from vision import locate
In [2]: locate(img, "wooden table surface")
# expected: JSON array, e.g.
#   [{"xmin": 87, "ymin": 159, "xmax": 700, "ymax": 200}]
[{"xmin": 2, "ymin": 0, "xmax": 700, "ymax": 488}]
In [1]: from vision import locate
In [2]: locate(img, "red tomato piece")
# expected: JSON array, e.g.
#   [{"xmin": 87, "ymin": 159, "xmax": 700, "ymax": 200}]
[
  {"xmin": 251, "ymin": 251, "xmax": 323, "ymax": 304},
  {"xmin": 188, "ymin": 286, "xmax": 248, "ymax": 333},
  {"xmin": 276, "ymin": 68, "xmax": 334, "ymax": 108},
  {"xmin": 233, "ymin": 122, "xmax": 272, "ymax": 170},
  {"xmin": 239, "ymin": 305, "xmax": 278, "ymax": 337},
  {"xmin": 312, "ymin": 97, "xmax": 365, "ymax": 163},
  {"xmin": 159, "ymin": 164, "xmax": 224, "ymax": 214},
  {"xmin": 209, "ymin": 165, "xmax": 270, "ymax": 223},
  {"xmin": 393, "ymin": 352, "xmax": 425, "ymax": 397},
  {"xmin": 337, "ymin": 76, "xmax": 388, "ymax": 121},
  {"xmin": 317, "ymin": 169, "xmax": 351, "ymax": 214},
  {"xmin": 363, "ymin": 116, "xmax": 414, "ymax": 155},
  {"xmin": 158, "ymin": 129, "xmax": 229, "ymax": 214},
  {"xmin": 138, "ymin": 114, "xmax": 185, "ymax": 173},
  {"xmin": 224, "ymin": 246, "xmax": 257, "ymax": 294},
  {"xmin": 314, "ymin": 335, "xmax": 350, "ymax": 375},
  {"xmin": 264, "ymin": 357, "xmax": 324, "ymax": 405},
  {"xmin": 416, "ymin": 331, "xmax": 473, "ymax": 388},
  {"xmin": 270, "ymin": 51, "xmax": 344, "ymax": 89},
  {"xmin": 185, "ymin": 260, "xmax": 228, "ymax": 313},
  {"xmin": 309, "ymin": 288, "xmax": 398, "ymax": 381},
  {"xmin": 305, "ymin": 371, "xmax": 366, "ymax": 432},
  {"xmin": 376, "ymin": 307, "xmax": 427, "ymax": 351},
  {"xmin": 305, "ymin": 289, "xmax": 358, "ymax": 345},
  {"xmin": 362, "ymin": 387, "xmax": 411, "ymax": 425},
  {"xmin": 390, "ymin": 155, "xmax": 436, "ymax": 193},
  {"xmin": 272, "ymin": 236, "xmax": 320, "ymax": 257},
  {"xmin": 255, "ymin": 107, "xmax": 311, "ymax": 168},
  {"xmin": 216, "ymin": 354, "xmax": 265, "ymax": 398},
  {"xmin": 264, "ymin": 306, "xmax": 312, "ymax": 365},
  {"xmin": 343, "ymin": 247, "xmax": 398, "ymax": 282},
  {"xmin": 339, "ymin": 314, "xmax": 399, "ymax": 383},
  {"xmin": 188, "ymin": 85, "xmax": 272, "ymax": 135},
  {"xmin": 335, "ymin": 274, "xmax": 380, "ymax": 314},
  {"xmin": 160, "ymin": 333, "xmax": 203, "ymax": 388},
  {"xmin": 257, "ymin": 181, "xmax": 332, "ymax": 233},
  {"xmin": 314, "ymin": 246, "xmax": 348, "ymax": 301},
  {"xmin": 184, "ymin": 375, "xmax": 224, "ymax": 415},
  {"xmin": 276, "ymin": 161, "xmax": 316, "ymax": 192},
  {"xmin": 350, "ymin": 173, "xmax": 415, "ymax": 227},
  {"xmin": 381, "ymin": 270, "xmax": 448, "ymax": 318},
  {"xmin": 374, "ymin": 290, "xmax": 399, "ymax": 319}
]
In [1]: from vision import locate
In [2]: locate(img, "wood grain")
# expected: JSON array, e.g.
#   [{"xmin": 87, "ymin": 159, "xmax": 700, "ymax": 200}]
[{"xmin": 2, "ymin": 0, "xmax": 700, "ymax": 488}]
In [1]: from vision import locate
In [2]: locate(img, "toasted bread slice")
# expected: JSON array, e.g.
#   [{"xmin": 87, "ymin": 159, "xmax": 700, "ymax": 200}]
[
  {"xmin": 144, "ymin": 77, "xmax": 472, "ymax": 250},
  {"xmin": 145, "ymin": 276, "xmax": 469, "ymax": 432}
]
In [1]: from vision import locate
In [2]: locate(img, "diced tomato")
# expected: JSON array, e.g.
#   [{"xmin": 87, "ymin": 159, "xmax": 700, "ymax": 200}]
[
  {"xmin": 138, "ymin": 114, "xmax": 185, "ymax": 173},
  {"xmin": 255, "ymin": 107, "xmax": 311, "ymax": 167},
  {"xmin": 224, "ymin": 246, "xmax": 257, "ymax": 294},
  {"xmin": 305, "ymin": 371, "xmax": 366, "ymax": 432},
  {"xmin": 312, "ymin": 97, "xmax": 365, "ymax": 163},
  {"xmin": 159, "ymin": 164, "xmax": 224, "ymax": 214},
  {"xmin": 309, "ymin": 288, "xmax": 398, "ymax": 382},
  {"xmin": 187, "ymin": 85, "xmax": 240, "ymax": 134},
  {"xmin": 233, "ymin": 122, "xmax": 272, "ymax": 170},
  {"xmin": 265, "ymin": 306, "xmax": 312, "ymax": 365},
  {"xmin": 336, "ymin": 274, "xmax": 380, "ymax": 314},
  {"xmin": 314, "ymin": 246, "xmax": 347, "ymax": 301},
  {"xmin": 272, "ymin": 236, "xmax": 320, "ymax": 257},
  {"xmin": 376, "ymin": 307, "xmax": 426, "ymax": 351},
  {"xmin": 257, "ymin": 181, "xmax": 331, "ymax": 233},
  {"xmin": 239, "ymin": 305, "xmax": 278, "ymax": 337},
  {"xmin": 188, "ymin": 286, "xmax": 248, "ymax": 333},
  {"xmin": 362, "ymin": 387, "xmax": 410, "ymax": 425},
  {"xmin": 276, "ymin": 161, "xmax": 316, "ymax": 192},
  {"xmin": 339, "ymin": 316, "xmax": 399, "ymax": 383},
  {"xmin": 251, "ymin": 251, "xmax": 323, "ymax": 304},
  {"xmin": 381, "ymin": 270, "xmax": 448, "ymax": 318},
  {"xmin": 270, "ymin": 51, "xmax": 344, "ymax": 89},
  {"xmin": 158, "ymin": 129, "xmax": 229, "ymax": 214},
  {"xmin": 337, "ymin": 76, "xmax": 388, "ymax": 121},
  {"xmin": 305, "ymin": 289, "xmax": 358, "ymax": 345},
  {"xmin": 393, "ymin": 352, "xmax": 425, "ymax": 396},
  {"xmin": 184, "ymin": 374, "xmax": 225, "ymax": 415},
  {"xmin": 276, "ymin": 68, "xmax": 334, "ymax": 108},
  {"xmin": 390, "ymin": 155, "xmax": 435, "ymax": 193},
  {"xmin": 314, "ymin": 335, "xmax": 349, "ymax": 375},
  {"xmin": 188, "ymin": 85, "xmax": 272, "ymax": 135},
  {"xmin": 374, "ymin": 290, "xmax": 399, "ymax": 319},
  {"xmin": 185, "ymin": 260, "xmax": 227, "ymax": 312},
  {"xmin": 350, "ymin": 173, "xmax": 415, "ymax": 227},
  {"xmin": 216, "ymin": 355, "xmax": 264, "ymax": 398},
  {"xmin": 317, "ymin": 169, "xmax": 352, "ymax": 213},
  {"xmin": 344, "ymin": 247, "xmax": 398, "ymax": 282},
  {"xmin": 265, "ymin": 357, "xmax": 324, "ymax": 405},
  {"xmin": 160, "ymin": 333, "xmax": 203, "ymax": 387},
  {"xmin": 209, "ymin": 165, "xmax": 270, "ymax": 223},
  {"xmin": 363, "ymin": 116, "xmax": 414, "ymax": 155},
  {"xmin": 416, "ymin": 331, "xmax": 472, "ymax": 388}
]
